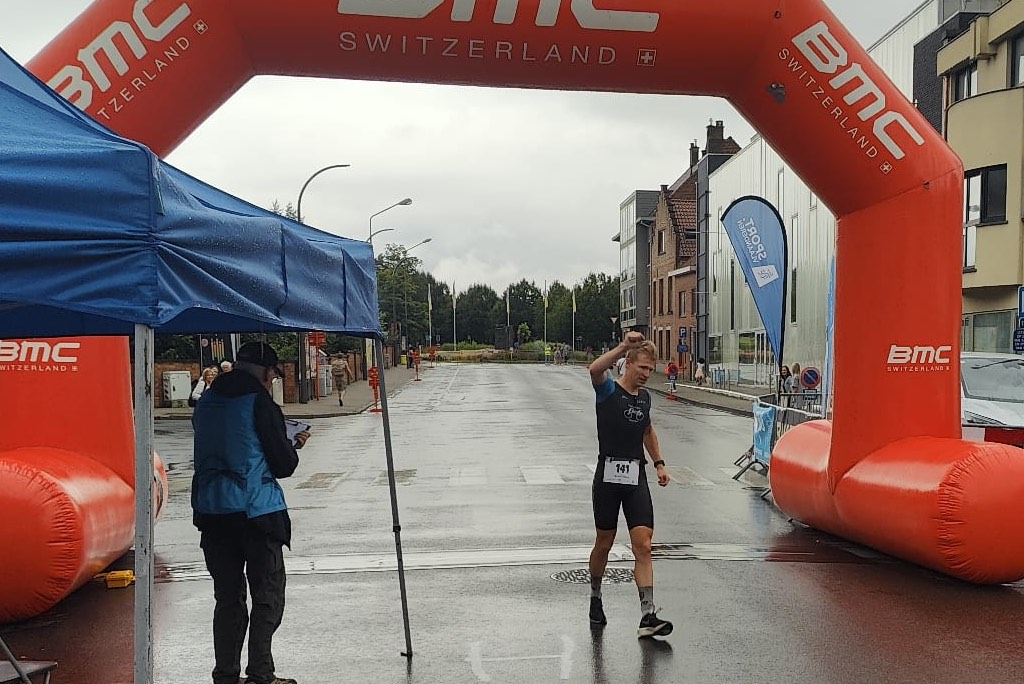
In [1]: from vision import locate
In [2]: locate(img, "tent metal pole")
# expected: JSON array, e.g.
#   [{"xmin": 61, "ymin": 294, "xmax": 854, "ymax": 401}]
[
  {"xmin": 374, "ymin": 336, "xmax": 413, "ymax": 659},
  {"xmin": 133, "ymin": 325, "xmax": 156, "ymax": 684}
]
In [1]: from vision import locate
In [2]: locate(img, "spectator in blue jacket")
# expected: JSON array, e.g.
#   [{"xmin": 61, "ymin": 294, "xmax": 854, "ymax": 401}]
[{"xmin": 191, "ymin": 341, "xmax": 309, "ymax": 684}]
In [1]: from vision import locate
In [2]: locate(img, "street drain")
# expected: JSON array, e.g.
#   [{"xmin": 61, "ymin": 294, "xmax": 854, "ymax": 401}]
[{"xmin": 550, "ymin": 567, "xmax": 634, "ymax": 584}]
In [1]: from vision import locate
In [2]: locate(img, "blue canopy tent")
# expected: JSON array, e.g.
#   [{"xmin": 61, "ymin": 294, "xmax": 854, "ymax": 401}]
[{"xmin": 0, "ymin": 47, "xmax": 411, "ymax": 679}]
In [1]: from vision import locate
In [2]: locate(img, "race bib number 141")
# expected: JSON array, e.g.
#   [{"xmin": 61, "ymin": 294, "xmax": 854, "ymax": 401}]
[{"xmin": 603, "ymin": 458, "xmax": 640, "ymax": 486}]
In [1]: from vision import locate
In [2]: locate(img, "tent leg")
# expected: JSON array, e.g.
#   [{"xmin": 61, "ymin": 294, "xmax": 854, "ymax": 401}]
[
  {"xmin": 133, "ymin": 325, "xmax": 155, "ymax": 684},
  {"xmin": 374, "ymin": 337, "xmax": 414, "ymax": 659}
]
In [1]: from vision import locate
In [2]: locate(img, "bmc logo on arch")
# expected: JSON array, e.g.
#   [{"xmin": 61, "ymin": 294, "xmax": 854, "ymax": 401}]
[
  {"xmin": 792, "ymin": 21, "xmax": 925, "ymax": 161},
  {"xmin": 0, "ymin": 341, "xmax": 81, "ymax": 363},
  {"xmin": 46, "ymin": 0, "xmax": 191, "ymax": 109},
  {"xmin": 337, "ymin": 0, "xmax": 660, "ymax": 32}
]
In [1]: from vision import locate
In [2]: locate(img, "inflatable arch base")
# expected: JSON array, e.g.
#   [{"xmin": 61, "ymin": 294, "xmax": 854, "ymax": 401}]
[
  {"xmin": 772, "ymin": 422, "xmax": 1024, "ymax": 584},
  {"xmin": 0, "ymin": 337, "xmax": 167, "ymax": 623}
]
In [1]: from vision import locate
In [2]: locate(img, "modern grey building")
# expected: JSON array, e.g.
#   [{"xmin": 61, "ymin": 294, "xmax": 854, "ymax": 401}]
[{"xmin": 614, "ymin": 190, "xmax": 659, "ymax": 340}]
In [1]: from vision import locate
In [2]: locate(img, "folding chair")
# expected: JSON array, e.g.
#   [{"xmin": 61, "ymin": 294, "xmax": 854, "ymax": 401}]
[{"xmin": 0, "ymin": 635, "xmax": 57, "ymax": 684}]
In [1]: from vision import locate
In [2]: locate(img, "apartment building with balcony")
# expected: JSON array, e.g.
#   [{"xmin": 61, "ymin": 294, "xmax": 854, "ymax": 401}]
[{"xmin": 938, "ymin": 0, "xmax": 1023, "ymax": 352}]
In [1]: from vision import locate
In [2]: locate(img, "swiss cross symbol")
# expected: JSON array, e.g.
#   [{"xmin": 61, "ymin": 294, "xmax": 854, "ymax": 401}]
[
  {"xmin": 637, "ymin": 49, "xmax": 657, "ymax": 66},
  {"xmin": 194, "ymin": 20, "xmax": 208, "ymax": 34},
  {"xmin": 880, "ymin": 161, "xmax": 893, "ymax": 175}
]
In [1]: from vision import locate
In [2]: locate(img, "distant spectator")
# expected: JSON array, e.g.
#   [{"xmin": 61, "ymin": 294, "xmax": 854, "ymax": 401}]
[
  {"xmin": 780, "ymin": 364, "xmax": 796, "ymax": 394},
  {"xmin": 219, "ymin": 360, "xmax": 233, "ymax": 373},
  {"xmin": 189, "ymin": 366, "xmax": 218, "ymax": 408},
  {"xmin": 694, "ymin": 357, "xmax": 707, "ymax": 386},
  {"xmin": 330, "ymin": 354, "xmax": 354, "ymax": 407},
  {"xmin": 666, "ymin": 360, "xmax": 679, "ymax": 392}
]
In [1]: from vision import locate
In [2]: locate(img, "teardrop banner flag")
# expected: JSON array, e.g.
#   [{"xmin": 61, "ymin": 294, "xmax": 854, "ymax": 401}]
[{"xmin": 721, "ymin": 196, "xmax": 789, "ymax": 367}]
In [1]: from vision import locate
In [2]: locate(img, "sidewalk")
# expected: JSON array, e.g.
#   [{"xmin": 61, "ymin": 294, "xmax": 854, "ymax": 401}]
[
  {"xmin": 647, "ymin": 376, "xmax": 772, "ymax": 415},
  {"xmin": 154, "ymin": 364, "xmax": 422, "ymax": 420}
]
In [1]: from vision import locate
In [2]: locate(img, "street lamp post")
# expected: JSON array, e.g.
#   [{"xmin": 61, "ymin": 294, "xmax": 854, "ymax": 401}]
[
  {"xmin": 369, "ymin": 198, "xmax": 412, "ymax": 243},
  {"xmin": 388, "ymin": 239, "xmax": 432, "ymax": 362},
  {"xmin": 295, "ymin": 163, "xmax": 350, "ymax": 403},
  {"xmin": 296, "ymin": 164, "xmax": 350, "ymax": 224},
  {"xmin": 368, "ymin": 198, "xmax": 412, "ymax": 371},
  {"xmin": 369, "ymin": 226, "xmax": 396, "ymax": 243}
]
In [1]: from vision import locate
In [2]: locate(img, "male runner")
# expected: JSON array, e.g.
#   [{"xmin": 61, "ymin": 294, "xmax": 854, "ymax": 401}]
[{"xmin": 587, "ymin": 331, "xmax": 673, "ymax": 638}]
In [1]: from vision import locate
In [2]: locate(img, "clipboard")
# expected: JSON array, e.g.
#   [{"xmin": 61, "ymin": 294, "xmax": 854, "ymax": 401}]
[{"xmin": 285, "ymin": 419, "xmax": 311, "ymax": 446}]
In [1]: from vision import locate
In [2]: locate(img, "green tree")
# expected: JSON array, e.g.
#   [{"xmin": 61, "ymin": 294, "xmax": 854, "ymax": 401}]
[
  {"xmin": 507, "ymin": 280, "xmax": 542, "ymax": 343},
  {"xmin": 456, "ymin": 284, "xmax": 500, "ymax": 343},
  {"xmin": 376, "ymin": 243, "xmax": 425, "ymax": 347},
  {"xmin": 573, "ymin": 272, "xmax": 621, "ymax": 350},
  {"xmin": 269, "ymin": 200, "xmax": 298, "ymax": 221}
]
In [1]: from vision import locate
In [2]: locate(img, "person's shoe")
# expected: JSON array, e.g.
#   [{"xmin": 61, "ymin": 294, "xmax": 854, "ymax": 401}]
[
  {"xmin": 338, "ymin": 398, "xmax": 344, "ymax": 406},
  {"xmin": 637, "ymin": 610, "xmax": 673, "ymax": 638},
  {"xmin": 245, "ymin": 678, "xmax": 297, "ymax": 684},
  {"xmin": 589, "ymin": 596, "xmax": 607, "ymax": 626}
]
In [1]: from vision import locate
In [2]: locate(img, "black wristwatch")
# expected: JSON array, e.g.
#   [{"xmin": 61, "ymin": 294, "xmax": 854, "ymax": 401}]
[{"xmin": 652, "ymin": 460, "xmax": 665, "ymax": 468}]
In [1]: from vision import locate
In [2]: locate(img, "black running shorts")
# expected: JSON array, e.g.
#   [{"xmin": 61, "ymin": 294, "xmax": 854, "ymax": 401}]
[{"xmin": 592, "ymin": 459, "xmax": 654, "ymax": 531}]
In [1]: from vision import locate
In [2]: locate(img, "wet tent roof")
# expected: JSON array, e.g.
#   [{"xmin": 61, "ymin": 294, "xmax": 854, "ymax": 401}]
[{"xmin": 0, "ymin": 46, "xmax": 378, "ymax": 337}]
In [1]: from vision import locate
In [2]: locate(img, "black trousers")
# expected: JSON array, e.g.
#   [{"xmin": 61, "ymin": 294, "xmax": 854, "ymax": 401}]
[{"xmin": 201, "ymin": 525, "xmax": 286, "ymax": 684}]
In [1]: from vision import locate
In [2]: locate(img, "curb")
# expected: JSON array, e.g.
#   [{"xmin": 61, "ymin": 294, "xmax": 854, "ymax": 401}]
[{"xmin": 648, "ymin": 386, "xmax": 757, "ymax": 417}]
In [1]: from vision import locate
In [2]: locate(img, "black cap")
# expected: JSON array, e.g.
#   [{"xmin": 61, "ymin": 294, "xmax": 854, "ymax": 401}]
[{"xmin": 236, "ymin": 342, "xmax": 283, "ymax": 378}]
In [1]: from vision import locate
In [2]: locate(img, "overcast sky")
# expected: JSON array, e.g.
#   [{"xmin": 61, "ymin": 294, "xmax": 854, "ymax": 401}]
[{"xmin": 2, "ymin": 0, "xmax": 925, "ymax": 294}]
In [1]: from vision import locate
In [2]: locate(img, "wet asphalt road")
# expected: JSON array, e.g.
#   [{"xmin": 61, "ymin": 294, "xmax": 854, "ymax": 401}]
[{"xmin": 8, "ymin": 362, "xmax": 1024, "ymax": 683}]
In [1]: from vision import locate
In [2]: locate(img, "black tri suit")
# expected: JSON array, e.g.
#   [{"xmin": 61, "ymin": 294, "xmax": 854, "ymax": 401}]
[{"xmin": 592, "ymin": 375, "xmax": 655, "ymax": 531}]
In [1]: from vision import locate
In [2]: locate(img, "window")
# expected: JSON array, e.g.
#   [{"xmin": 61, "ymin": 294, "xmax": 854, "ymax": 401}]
[
  {"xmin": 657, "ymin": 230, "xmax": 666, "ymax": 255},
  {"xmin": 1012, "ymin": 33, "xmax": 1024, "ymax": 87},
  {"xmin": 712, "ymin": 251, "xmax": 719, "ymax": 293},
  {"xmin": 777, "ymin": 168, "xmax": 785, "ymax": 212},
  {"xmin": 790, "ymin": 215, "xmax": 798, "ymax": 324},
  {"xmin": 709, "ymin": 336, "xmax": 722, "ymax": 365},
  {"xmin": 730, "ymin": 259, "xmax": 736, "ymax": 330},
  {"xmin": 952, "ymin": 62, "xmax": 978, "ymax": 102},
  {"xmin": 678, "ymin": 290, "xmax": 686, "ymax": 317},
  {"xmin": 963, "ymin": 223, "xmax": 976, "ymax": 270},
  {"xmin": 667, "ymin": 279, "xmax": 674, "ymax": 314},
  {"xmin": 965, "ymin": 166, "xmax": 1007, "ymax": 224},
  {"xmin": 964, "ymin": 311, "xmax": 1015, "ymax": 353},
  {"xmin": 691, "ymin": 289, "xmax": 697, "ymax": 317},
  {"xmin": 790, "ymin": 270, "xmax": 798, "ymax": 324}
]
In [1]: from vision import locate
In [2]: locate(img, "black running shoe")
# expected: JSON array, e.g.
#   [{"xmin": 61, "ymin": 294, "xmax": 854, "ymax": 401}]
[
  {"xmin": 637, "ymin": 610, "xmax": 673, "ymax": 638},
  {"xmin": 589, "ymin": 596, "xmax": 607, "ymax": 626}
]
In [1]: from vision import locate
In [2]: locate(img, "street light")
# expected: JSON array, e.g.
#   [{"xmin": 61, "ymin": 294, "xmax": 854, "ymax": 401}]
[
  {"xmin": 295, "ymin": 163, "xmax": 350, "ymax": 404},
  {"xmin": 296, "ymin": 163, "xmax": 350, "ymax": 224},
  {"xmin": 390, "ymin": 239, "xmax": 433, "ymax": 358},
  {"xmin": 369, "ymin": 226, "xmax": 396, "ymax": 243},
  {"xmin": 369, "ymin": 197, "xmax": 412, "ymax": 243}
]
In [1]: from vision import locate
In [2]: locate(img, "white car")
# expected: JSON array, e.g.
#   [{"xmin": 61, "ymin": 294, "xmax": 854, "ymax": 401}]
[{"xmin": 961, "ymin": 352, "xmax": 1024, "ymax": 428}]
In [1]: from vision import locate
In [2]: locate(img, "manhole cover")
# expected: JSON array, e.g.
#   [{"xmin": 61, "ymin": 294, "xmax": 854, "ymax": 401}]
[{"xmin": 550, "ymin": 567, "xmax": 634, "ymax": 584}]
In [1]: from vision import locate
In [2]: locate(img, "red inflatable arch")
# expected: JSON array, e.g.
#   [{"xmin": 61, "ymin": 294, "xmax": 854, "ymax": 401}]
[
  {"xmin": 0, "ymin": 338, "xmax": 166, "ymax": 622},
  {"xmin": 21, "ymin": 0, "xmax": 1024, "ymax": 585}
]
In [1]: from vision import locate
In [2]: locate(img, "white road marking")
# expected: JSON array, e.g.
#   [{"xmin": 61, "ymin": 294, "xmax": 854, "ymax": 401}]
[
  {"xmin": 670, "ymin": 465, "xmax": 716, "ymax": 487},
  {"xmin": 467, "ymin": 635, "xmax": 574, "ymax": 681},
  {"xmin": 520, "ymin": 465, "xmax": 565, "ymax": 484}
]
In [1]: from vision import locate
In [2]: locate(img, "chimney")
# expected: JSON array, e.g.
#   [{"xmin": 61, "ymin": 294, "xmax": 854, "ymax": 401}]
[
  {"xmin": 706, "ymin": 119, "xmax": 724, "ymax": 144},
  {"xmin": 689, "ymin": 141, "xmax": 700, "ymax": 169}
]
